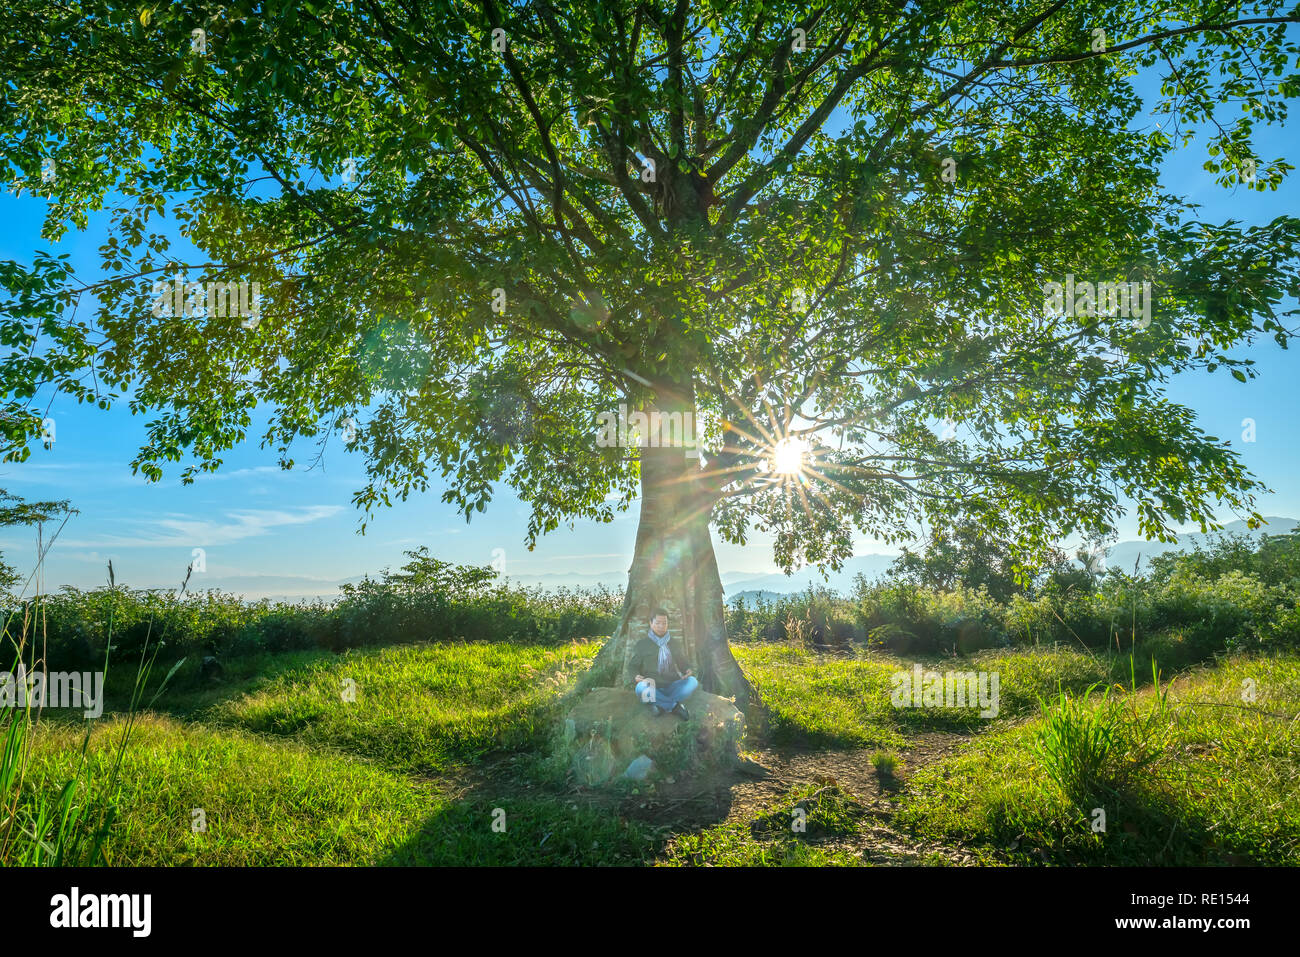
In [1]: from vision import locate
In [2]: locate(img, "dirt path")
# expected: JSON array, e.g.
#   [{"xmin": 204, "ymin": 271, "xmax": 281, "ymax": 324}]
[
  {"xmin": 631, "ymin": 731, "xmax": 979, "ymax": 864},
  {"xmin": 452, "ymin": 731, "xmax": 980, "ymax": 865}
]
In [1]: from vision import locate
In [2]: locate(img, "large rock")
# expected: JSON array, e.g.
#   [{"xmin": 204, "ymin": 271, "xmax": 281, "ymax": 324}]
[{"xmin": 561, "ymin": 686, "xmax": 744, "ymax": 786}]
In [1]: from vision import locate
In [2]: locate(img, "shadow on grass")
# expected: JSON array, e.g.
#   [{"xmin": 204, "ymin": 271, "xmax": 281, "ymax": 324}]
[
  {"xmin": 376, "ymin": 748, "xmax": 748, "ymax": 866},
  {"xmin": 1023, "ymin": 787, "xmax": 1232, "ymax": 866},
  {"xmin": 95, "ymin": 650, "xmax": 338, "ymax": 719}
]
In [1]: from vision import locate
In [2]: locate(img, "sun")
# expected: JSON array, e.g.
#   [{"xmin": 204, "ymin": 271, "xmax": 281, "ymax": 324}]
[{"xmin": 771, "ymin": 437, "xmax": 808, "ymax": 476}]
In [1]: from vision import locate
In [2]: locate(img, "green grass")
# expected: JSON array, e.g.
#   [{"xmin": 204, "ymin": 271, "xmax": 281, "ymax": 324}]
[
  {"xmin": 661, "ymin": 783, "xmax": 870, "ymax": 866},
  {"xmin": 384, "ymin": 797, "xmax": 658, "ymax": 865},
  {"xmin": 12, "ymin": 527, "xmax": 1299, "ymax": 867},
  {"xmin": 733, "ymin": 642, "xmax": 1110, "ymax": 742},
  {"xmin": 733, "ymin": 644, "xmax": 909, "ymax": 747},
  {"xmin": 15, "ymin": 633, "xmax": 1298, "ymax": 867},
  {"xmin": 871, "ymin": 750, "xmax": 900, "ymax": 777},
  {"xmin": 969, "ymin": 646, "xmax": 1113, "ymax": 717},
  {"xmin": 211, "ymin": 641, "xmax": 599, "ymax": 774},
  {"xmin": 892, "ymin": 654, "xmax": 1300, "ymax": 865},
  {"xmin": 23, "ymin": 714, "xmax": 661, "ymax": 866},
  {"xmin": 3, "ymin": 592, "xmax": 190, "ymax": 865},
  {"xmin": 23, "ymin": 715, "xmax": 443, "ymax": 865},
  {"xmin": 99, "ymin": 649, "xmax": 336, "ymax": 716}
]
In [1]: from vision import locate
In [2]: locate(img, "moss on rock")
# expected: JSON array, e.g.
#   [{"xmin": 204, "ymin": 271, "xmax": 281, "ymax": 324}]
[{"xmin": 558, "ymin": 687, "xmax": 744, "ymax": 785}]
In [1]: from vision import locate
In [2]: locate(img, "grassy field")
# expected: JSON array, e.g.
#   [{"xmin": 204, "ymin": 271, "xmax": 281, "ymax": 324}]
[
  {"xmin": 894, "ymin": 654, "xmax": 1300, "ymax": 865},
  {"xmin": 13, "ymin": 636, "xmax": 1298, "ymax": 866}
]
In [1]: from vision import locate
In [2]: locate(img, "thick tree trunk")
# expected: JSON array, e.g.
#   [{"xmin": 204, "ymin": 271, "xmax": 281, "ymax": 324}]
[{"xmin": 583, "ymin": 425, "xmax": 755, "ymax": 715}]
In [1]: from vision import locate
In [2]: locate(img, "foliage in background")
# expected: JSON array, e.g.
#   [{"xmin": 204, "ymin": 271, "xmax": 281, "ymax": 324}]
[
  {"xmin": 6, "ymin": 551, "xmax": 621, "ymax": 669},
  {"xmin": 728, "ymin": 532, "xmax": 1300, "ymax": 664},
  {"xmin": 10, "ymin": 533, "xmax": 1300, "ymax": 674}
]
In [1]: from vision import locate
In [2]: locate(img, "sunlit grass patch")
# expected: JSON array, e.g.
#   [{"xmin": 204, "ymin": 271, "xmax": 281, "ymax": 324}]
[
  {"xmin": 965, "ymin": 646, "xmax": 1111, "ymax": 717},
  {"xmin": 734, "ymin": 642, "xmax": 1111, "ymax": 743},
  {"xmin": 734, "ymin": 644, "xmax": 907, "ymax": 747},
  {"xmin": 24, "ymin": 715, "xmax": 440, "ymax": 865},
  {"xmin": 893, "ymin": 653, "xmax": 1300, "ymax": 865},
  {"xmin": 214, "ymin": 641, "xmax": 598, "ymax": 773},
  {"xmin": 97, "ymin": 649, "xmax": 335, "ymax": 717}
]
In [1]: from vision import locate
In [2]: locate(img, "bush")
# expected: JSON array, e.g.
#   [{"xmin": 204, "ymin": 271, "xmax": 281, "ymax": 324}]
[
  {"xmin": 13, "ymin": 534, "xmax": 1300, "ymax": 673},
  {"xmin": 728, "ymin": 532, "xmax": 1300, "ymax": 669},
  {"xmin": 854, "ymin": 580, "xmax": 1008, "ymax": 655},
  {"xmin": 8, "ymin": 552, "xmax": 621, "ymax": 667},
  {"xmin": 726, "ymin": 588, "xmax": 860, "ymax": 647}
]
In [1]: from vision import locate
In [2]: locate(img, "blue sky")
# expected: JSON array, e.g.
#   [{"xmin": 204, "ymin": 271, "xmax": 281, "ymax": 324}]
[{"xmin": 3, "ymin": 81, "xmax": 1298, "ymax": 598}]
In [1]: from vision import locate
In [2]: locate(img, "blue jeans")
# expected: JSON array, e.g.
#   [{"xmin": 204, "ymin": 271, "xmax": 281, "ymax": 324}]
[{"xmin": 634, "ymin": 675, "xmax": 699, "ymax": 713}]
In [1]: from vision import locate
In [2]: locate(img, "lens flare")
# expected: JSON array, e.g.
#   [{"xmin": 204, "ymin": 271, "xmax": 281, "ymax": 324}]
[{"xmin": 772, "ymin": 437, "xmax": 807, "ymax": 476}]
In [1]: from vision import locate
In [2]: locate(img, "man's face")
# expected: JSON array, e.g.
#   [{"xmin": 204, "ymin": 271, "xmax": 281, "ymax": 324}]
[{"xmin": 650, "ymin": 615, "xmax": 668, "ymax": 637}]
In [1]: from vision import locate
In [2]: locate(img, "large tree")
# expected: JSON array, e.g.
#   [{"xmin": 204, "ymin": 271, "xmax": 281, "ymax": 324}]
[{"xmin": 3, "ymin": 1, "xmax": 1300, "ymax": 711}]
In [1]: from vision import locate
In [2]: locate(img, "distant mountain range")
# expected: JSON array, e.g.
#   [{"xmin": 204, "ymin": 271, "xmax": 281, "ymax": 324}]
[
  {"xmin": 1099, "ymin": 516, "xmax": 1297, "ymax": 573},
  {"xmin": 157, "ymin": 573, "xmax": 366, "ymax": 603},
  {"xmin": 719, "ymin": 553, "xmax": 900, "ymax": 598},
  {"xmin": 719, "ymin": 516, "xmax": 1299, "ymax": 602},
  {"xmin": 497, "ymin": 552, "xmax": 905, "ymax": 597},
  {"xmin": 125, "ymin": 515, "xmax": 1296, "ymax": 602}
]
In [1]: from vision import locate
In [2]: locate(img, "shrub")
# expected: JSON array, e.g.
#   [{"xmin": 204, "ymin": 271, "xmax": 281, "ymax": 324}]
[
  {"xmin": 1033, "ymin": 671, "xmax": 1172, "ymax": 811},
  {"xmin": 855, "ymin": 580, "xmax": 1008, "ymax": 655},
  {"xmin": 13, "ymin": 533, "xmax": 1300, "ymax": 672},
  {"xmin": 726, "ymin": 588, "xmax": 859, "ymax": 647},
  {"xmin": 1033, "ymin": 685, "xmax": 1127, "ymax": 808},
  {"xmin": 7, "ymin": 556, "xmax": 621, "ymax": 667}
]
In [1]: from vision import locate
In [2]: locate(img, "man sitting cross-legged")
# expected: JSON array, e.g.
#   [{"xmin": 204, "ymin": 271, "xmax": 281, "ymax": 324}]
[{"xmin": 632, "ymin": 607, "xmax": 698, "ymax": 721}]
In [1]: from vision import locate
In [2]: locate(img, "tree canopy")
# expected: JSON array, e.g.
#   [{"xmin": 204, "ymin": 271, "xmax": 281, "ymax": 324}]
[{"xmin": 3, "ymin": 0, "xmax": 1300, "ymax": 581}]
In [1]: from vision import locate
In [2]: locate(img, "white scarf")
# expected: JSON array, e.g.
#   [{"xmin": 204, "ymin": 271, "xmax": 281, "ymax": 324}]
[{"xmin": 649, "ymin": 627, "xmax": 672, "ymax": 674}]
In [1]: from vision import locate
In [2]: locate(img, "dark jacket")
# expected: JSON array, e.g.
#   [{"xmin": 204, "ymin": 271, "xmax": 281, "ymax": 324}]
[{"xmin": 631, "ymin": 632, "xmax": 692, "ymax": 686}]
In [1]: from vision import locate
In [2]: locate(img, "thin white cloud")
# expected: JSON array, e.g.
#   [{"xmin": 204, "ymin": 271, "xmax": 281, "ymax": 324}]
[
  {"xmin": 0, "ymin": 462, "xmax": 88, "ymax": 472},
  {"xmin": 0, "ymin": 460, "xmax": 145, "ymax": 488},
  {"xmin": 537, "ymin": 553, "xmax": 626, "ymax": 560},
  {"xmin": 56, "ymin": 551, "xmax": 107, "ymax": 564},
  {"xmin": 60, "ymin": 505, "xmax": 344, "ymax": 548},
  {"xmin": 190, "ymin": 466, "xmax": 287, "ymax": 481},
  {"xmin": 382, "ymin": 534, "xmax": 456, "ymax": 545}
]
